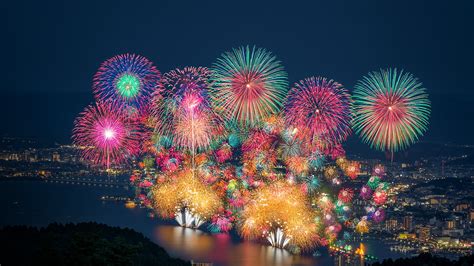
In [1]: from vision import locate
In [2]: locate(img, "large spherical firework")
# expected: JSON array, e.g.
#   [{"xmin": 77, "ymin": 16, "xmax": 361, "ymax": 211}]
[
  {"xmin": 285, "ymin": 77, "xmax": 351, "ymax": 145},
  {"xmin": 93, "ymin": 54, "xmax": 161, "ymax": 110},
  {"xmin": 352, "ymin": 69, "xmax": 431, "ymax": 152},
  {"xmin": 210, "ymin": 46, "xmax": 288, "ymax": 127},
  {"xmin": 73, "ymin": 100, "xmax": 141, "ymax": 168}
]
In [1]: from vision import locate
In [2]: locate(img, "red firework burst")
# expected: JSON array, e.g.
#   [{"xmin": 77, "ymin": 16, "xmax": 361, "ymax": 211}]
[
  {"xmin": 373, "ymin": 190, "xmax": 387, "ymax": 205},
  {"xmin": 338, "ymin": 188, "xmax": 354, "ymax": 203}
]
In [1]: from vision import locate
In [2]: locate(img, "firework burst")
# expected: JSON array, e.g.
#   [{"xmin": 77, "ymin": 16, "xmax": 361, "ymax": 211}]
[
  {"xmin": 285, "ymin": 77, "xmax": 351, "ymax": 146},
  {"xmin": 210, "ymin": 46, "xmax": 288, "ymax": 127},
  {"xmin": 152, "ymin": 67, "xmax": 224, "ymax": 151},
  {"xmin": 93, "ymin": 54, "xmax": 161, "ymax": 110},
  {"xmin": 73, "ymin": 101, "xmax": 141, "ymax": 168},
  {"xmin": 338, "ymin": 188, "xmax": 354, "ymax": 203},
  {"xmin": 352, "ymin": 69, "xmax": 430, "ymax": 153}
]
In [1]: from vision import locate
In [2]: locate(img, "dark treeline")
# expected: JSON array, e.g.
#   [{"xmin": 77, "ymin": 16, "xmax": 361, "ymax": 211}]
[
  {"xmin": 0, "ymin": 222, "xmax": 190, "ymax": 266},
  {"xmin": 370, "ymin": 253, "xmax": 474, "ymax": 266}
]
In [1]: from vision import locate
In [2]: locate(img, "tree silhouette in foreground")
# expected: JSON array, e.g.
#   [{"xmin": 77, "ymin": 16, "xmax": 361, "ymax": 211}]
[{"xmin": 0, "ymin": 222, "xmax": 190, "ymax": 266}]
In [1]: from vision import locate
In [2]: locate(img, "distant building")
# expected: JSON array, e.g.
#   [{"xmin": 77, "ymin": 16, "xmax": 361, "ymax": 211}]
[
  {"xmin": 455, "ymin": 203, "xmax": 470, "ymax": 212},
  {"xmin": 446, "ymin": 219, "xmax": 456, "ymax": 229},
  {"xmin": 442, "ymin": 228, "xmax": 464, "ymax": 238},
  {"xmin": 418, "ymin": 226, "xmax": 431, "ymax": 242},
  {"xmin": 52, "ymin": 152, "xmax": 60, "ymax": 162},
  {"xmin": 403, "ymin": 215, "xmax": 413, "ymax": 232},
  {"xmin": 385, "ymin": 218, "xmax": 398, "ymax": 231}
]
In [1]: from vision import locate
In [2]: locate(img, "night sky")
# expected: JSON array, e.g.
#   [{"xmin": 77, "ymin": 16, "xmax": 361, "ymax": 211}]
[{"xmin": 3, "ymin": 1, "xmax": 474, "ymax": 148}]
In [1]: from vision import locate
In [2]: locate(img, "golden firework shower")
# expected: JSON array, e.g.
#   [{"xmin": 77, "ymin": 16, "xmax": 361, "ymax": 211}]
[
  {"xmin": 152, "ymin": 169, "xmax": 222, "ymax": 227},
  {"xmin": 240, "ymin": 181, "xmax": 319, "ymax": 250}
]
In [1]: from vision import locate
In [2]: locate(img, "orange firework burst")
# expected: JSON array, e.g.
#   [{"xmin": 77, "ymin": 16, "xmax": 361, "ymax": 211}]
[
  {"xmin": 344, "ymin": 161, "xmax": 360, "ymax": 179},
  {"xmin": 285, "ymin": 156, "xmax": 309, "ymax": 176}
]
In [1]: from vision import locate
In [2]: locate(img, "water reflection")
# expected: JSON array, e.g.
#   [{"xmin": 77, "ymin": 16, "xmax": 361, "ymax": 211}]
[{"xmin": 153, "ymin": 225, "xmax": 321, "ymax": 266}]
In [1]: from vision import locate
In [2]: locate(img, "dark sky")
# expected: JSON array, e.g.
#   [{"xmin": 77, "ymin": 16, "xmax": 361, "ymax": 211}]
[{"xmin": 3, "ymin": 0, "xmax": 474, "ymax": 146}]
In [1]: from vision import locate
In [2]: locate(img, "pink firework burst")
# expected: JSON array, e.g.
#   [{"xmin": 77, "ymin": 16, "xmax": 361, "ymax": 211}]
[
  {"xmin": 360, "ymin": 185, "xmax": 373, "ymax": 200},
  {"xmin": 73, "ymin": 101, "xmax": 141, "ymax": 168},
  {"xmin": 285, "ymin": 77, "xmax": 351, "ymax": 146},
  {"xmin": 373, "ymin": 164, "xmax": 385, "ymax": 177},
  {"xmin": 371, "ymin": 208, "xmax": 386, "ymax": 223}
]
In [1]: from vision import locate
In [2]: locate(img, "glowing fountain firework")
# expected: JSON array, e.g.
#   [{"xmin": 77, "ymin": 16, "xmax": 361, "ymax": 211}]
[
  {"xmin": 210, "ymin": 46, "xmax": 288, "ymax": 127},
  {"xmin": 352, "ymin": 69, "xmax": 431, "ymax": 160},
  {"xmin": 285, "ymin": 77, "xmax": 351, "ymax": 147},
  {"xmin": 93, "ymin": 54, "xmax": 161, "ymax": 111},
  {"xmin": 152, "ymin": 169, "xmax": 222, "ymax": 228},
  {"xmin": 240, "ymin": 181, "xmax": 318, "ymax": 250},
  {"xmin": 73, "ymin": 100, "xmax": 141, "ymax": 169}
]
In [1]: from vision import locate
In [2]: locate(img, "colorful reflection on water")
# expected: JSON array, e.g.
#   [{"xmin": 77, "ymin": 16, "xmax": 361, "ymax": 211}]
[
  {"xmin": 153, "ymin": 225, "xmax": 328, "ymax": 266},
  {"xmin": 0, "ymin": 181, "xmax": 406, "ymax": 266}
]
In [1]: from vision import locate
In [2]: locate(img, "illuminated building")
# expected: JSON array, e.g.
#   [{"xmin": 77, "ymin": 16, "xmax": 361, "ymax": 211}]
[
  {"xmin": 385, "ymin": 218, "xmax": 398, "ymax": 231},
  {"xmin": 418, "ymin": 226, "xmax": 431, "ymax": 242},
  {"xmin": 403, "ymin": 215, "xmax": 413, "ymax": 232},
  {"xmin": 52, "ymin": 152, "xmax": 61, "ymax": 162},
  {"xmin": 398, "ymin": 233, "xmax": 416, "ymax": 240},
  {"xmin": 446, "ymin": 220, "xmax": 456, "ymax": 230},
  {"xmin": 455, "ymin": 203, "xmax": 470, "ymax": 212}
]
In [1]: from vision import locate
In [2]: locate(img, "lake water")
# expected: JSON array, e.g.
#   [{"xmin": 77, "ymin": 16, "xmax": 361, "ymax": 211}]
[{"xmin": 0, "ymin": 180, "xmax": 405, "ymax": 265}]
